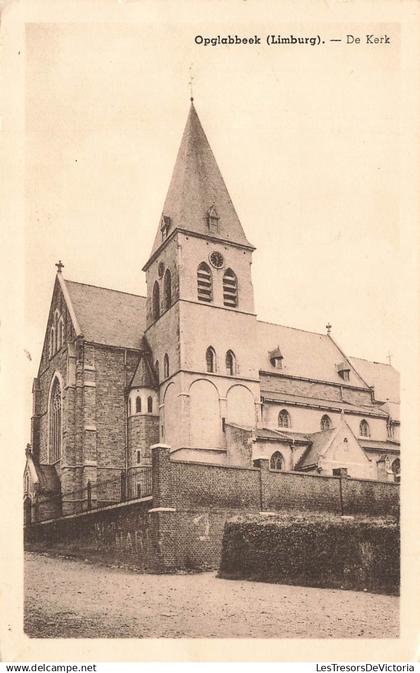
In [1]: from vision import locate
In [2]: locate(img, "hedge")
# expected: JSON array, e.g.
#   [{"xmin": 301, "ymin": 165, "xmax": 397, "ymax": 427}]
[{"xmin": 218, "ymin": 513, "xmax": 399, "ymax": 595}]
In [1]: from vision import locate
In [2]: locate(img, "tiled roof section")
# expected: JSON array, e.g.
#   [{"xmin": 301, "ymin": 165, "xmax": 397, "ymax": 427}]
[
  {"xmin": 260, "ymin": 390, "xmax": 388, "ymax": 417},
  {"xmin": 65, "ymin": 280, "xmax": 146, "ymax": 350},
  {"xmin": 350, "ymin": 357, "xmax": 400, "ymax": 403},
  {"xmin": 148, "ymin": 103, "xmax": 253, "ymax": 259},
  {"xmin": 361, "ymin": 440, "xmax": 400, "ymax": 452},
  {"xmin": 294, "ymin": 428, "xmax": 337, "ymax": 470},
  {"xmin": 255, "ymin": 427, "xmax": 300, "ymax": 442},
  {"xmin": 130, "ymin": 353, "xmax": 157, "ymax": 388},
  {"xmin": 257, "ymin": 321, "xmax": 368, "ymax": 387},
  {"xmin": 38, "ymin": 465, "xmax": 61, "ymax": 494}
]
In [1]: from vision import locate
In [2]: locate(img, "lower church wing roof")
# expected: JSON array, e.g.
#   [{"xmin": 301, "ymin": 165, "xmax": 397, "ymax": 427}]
[{"xmin": 257, "ymin": 321, "xmax": 368, "ymax": 387}]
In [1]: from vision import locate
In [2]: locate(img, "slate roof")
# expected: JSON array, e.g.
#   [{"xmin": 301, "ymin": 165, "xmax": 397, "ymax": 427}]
[
  {"xmin": 349, "ymin": 357, "xmax": 400, "ymax": 403},
  {"xmin": 65, "ymin": 280, "xmax": 146, "ymax": 350},
  {"xmin": 130, "ymin": 353, "xmax": 157, "ymax": 388},
  {"xmin": 294, "ymin": 428, "xmax": 337, "ymax": 470},
  {"xmin": 257, "ymin": 321, "xmax": 368, "ymax": 387},
  {"xmin": 147, "ymin": 103, "xmax": 254, "ymax": 260},
  {"xmin": 26, "ymin": 453, "xmax": 61, "ymax": 494},
  {"xmin": 37, "ymin": 465, "xmax": 61, "ymax": 494}
]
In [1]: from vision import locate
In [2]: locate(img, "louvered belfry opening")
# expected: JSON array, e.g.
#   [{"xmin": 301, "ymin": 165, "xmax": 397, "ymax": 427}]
[
  {"xmin": 197, "ymin": 262, "xmax": 212, "ymax": 302},
  {"xmin": 223, "ymin": 268, "xmax": 238, "ymax": 307}
]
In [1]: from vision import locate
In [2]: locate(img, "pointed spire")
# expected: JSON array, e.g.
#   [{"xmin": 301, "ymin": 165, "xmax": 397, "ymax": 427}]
[
  {"xmin": 130, "ymin": 353, "xmax": 157, "ymax": 389},
  {"xmin": 146, "ymin": 103, "xmax": 254, "ymax": 264}
]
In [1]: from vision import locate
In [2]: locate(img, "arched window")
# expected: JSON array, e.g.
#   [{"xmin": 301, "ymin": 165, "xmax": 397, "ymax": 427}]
[
  {"xmin": 360, "ymin": 419, "xmax": 370, "ymax": 437},
  {"xmin": 226, "ymin": 350, "xmax": 236, "ymax": 376},
  {"xmin": 164, "ymin": 353, "xmax": 169, "ymax": 379},
  {"xmin": 49, "ymin": 377, "xmax": 62, "ymax": 463},
  {"xmin": 155, "ymin": 360, "xmax": 159, "ymax": 383},
  {"xmin": 164, "ymin": 269, "xmax": 172, "ymax": 310},
  {"xmin": 270, "ymin": 451, "xmax": 284, "ymax": 471},
  {"xmin": 197, "ymin": 262, "xmax": 212, "ymax": 302},
  {"xmin": 278, "ymin": 409, "xmax": 290, "ymax": 428},
  {"xmin": 128, "ymin": 398, "xmax": 132, "ymax": 416},
  {"xmin": 152, "ymin": 281, "xmax": 160, "ymax": 320},
  {"xmin": 321, "ymin": 414, "xmax": 332, "ymax": 431},
  {"xmin": 206, "ymin": 347, "xmax": 216, "ymax": 373},
  {"xmin": 147, "ymin": 396, "xmax": 153, "ymax": 413},
  {"xmin": 49, "ymin": 328, "xmax": 55, "ymax": 358},
  {"xmin": 391, "ymin": 458, "xmax": 400, "ymax": 483},
  {"xmin": 223, "ymin": 268, "xmax": 238, "ymax": 307},
  {"xmin": 58, "ymin": 317, "xmax": 64, "ymax": 349},
  {"xmin": 136, "ymin": 396, "xmax": 142, "ymax": 413}
]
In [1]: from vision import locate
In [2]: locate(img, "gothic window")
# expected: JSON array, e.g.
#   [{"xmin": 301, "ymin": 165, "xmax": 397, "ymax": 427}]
[
  {"xmin": 152, "ymin": 281, "xmax": 160, "ymax": 320},
  {"xmin": 49, "ymin": 328, "xmax": 55, "ymax": 358},
  {"xmin": 270, "ymin": 451, "xmax": 284, "ymax": 471},
  {"xmin": 49, "ymin": 377, "xmax": 62, "ymax": 463},
  {"xmin": 136, "ymin": 396, "xmax": 142, "ymax": 413},
  {"xmin": 155, "ymin": 360, "xmax": 159, "ymax": 383},
  {"xmin": 128, "ymin": 398, "xmax": 132, "ymax": 416},
  {"xmin": 278, "ymin": 409, "xmax": 290, "ymax": 428},
  {"xmin": 136, "ymin": 482, "xmax": 142, "ymax": 498},
  {"xmin": 223, "ymin": 268, "xmax": 238, "ymax": 307},
  {"xmin": 58, "ymin": 318, "xmax": 64, "ymax": 349},
  {"xmin": 164, "ymin": 353, "xmax": 169, "ymax": 379},
  {"xmin": 136, "ymin": 450, "xmax": 141, "ymax": 464},
  {"xmin": 164, "ymin": 269, "xmax": 172, "ymax": 310},
  {"xmin": 321, "ymin": 414, "xmax": 332, "ymax": 431},
  {"xmin": 147, "ymin": 396, "xmax": 153, "ymax": 413},
  {"xmin": 225, "ymin": 350, "xmax": 236, "ymax": 376},
  {"xmin": 360, "ymin": 419, "xmax": 370, "ymax": 437},
  {"xmin": 197, "ymin": 262, "xmax": 213, "ymax": 302},
  {"xmin": 206, "ymin": 346, "xmax": 216, "ymax": 373}
]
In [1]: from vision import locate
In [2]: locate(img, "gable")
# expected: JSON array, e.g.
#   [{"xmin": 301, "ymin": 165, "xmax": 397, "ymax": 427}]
[
  {"xmin": 38, "ymin": 276, "xmax": 78, "ymax": 373},
  {"xmin": 325, "ymin": 424, "xmax": 370, "ymax": 466}
]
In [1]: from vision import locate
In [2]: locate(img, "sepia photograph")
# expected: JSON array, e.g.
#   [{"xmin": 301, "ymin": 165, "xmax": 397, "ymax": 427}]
[{"xmin": 2, "ymin": 0, "xmax": 419, "ymax": 663}]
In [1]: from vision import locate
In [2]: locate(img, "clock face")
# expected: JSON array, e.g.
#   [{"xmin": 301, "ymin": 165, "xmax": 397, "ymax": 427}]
[{"xmin": 209, "ymin": 251, "xmax": 224, "ymax": 269}]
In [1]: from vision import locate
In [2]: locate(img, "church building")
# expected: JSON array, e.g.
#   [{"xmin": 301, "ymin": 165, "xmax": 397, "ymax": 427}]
[{"xmin": 24, "ymin": 102, "xmax": 400, "ymax": 521}]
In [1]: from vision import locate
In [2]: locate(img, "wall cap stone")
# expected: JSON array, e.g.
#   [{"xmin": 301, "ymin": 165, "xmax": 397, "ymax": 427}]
[{"xmin": 148, "ymin": 507, "xmax": 176, "ymax": 513}]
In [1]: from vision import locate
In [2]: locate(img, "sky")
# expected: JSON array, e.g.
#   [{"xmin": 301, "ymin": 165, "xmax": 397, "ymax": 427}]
[{"xmin": 24, "ymin": 18, "xmax": 402, "ymax": 428}]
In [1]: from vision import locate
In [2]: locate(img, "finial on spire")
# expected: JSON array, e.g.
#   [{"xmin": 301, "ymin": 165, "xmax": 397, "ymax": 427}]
[
  {"xmin": 188, "ymin": 63, "xmax": 194, "ymax": 102},
  {"xmin": 326, "ymin": 322, "xmax": 332, "ymax": 335},
  {"xmin": 55, "ymin": 260, "xmax": 64, "ymax": 273}
]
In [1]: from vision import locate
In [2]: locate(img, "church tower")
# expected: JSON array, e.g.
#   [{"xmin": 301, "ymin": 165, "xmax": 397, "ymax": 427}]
[{"xmin": 143, "ymin": 102, "xmax": 261, "ymax": 466}]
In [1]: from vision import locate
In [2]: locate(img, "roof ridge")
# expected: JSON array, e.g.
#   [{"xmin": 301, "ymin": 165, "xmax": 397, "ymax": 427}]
[
  {"xmin": 257, "ymin": 319, "xmax": 326, "ymax": 337},
  {"xmin": 350, "ymin": 355, "xmax": 391, "ymax": 367},
  {"xmin": 66, "ymin": 279, "xmax": 146, "ymax": 299}
]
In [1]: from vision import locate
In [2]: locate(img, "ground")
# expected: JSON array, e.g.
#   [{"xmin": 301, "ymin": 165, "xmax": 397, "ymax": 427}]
[{"xmin": 25, "ymin": 552, "xmax": 399, "ymax": 639}]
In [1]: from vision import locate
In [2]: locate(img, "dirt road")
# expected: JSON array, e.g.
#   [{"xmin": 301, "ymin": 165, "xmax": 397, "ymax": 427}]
[{"xmin": 25, "ymin": 552, "xmax": 399, "ymax": 638}]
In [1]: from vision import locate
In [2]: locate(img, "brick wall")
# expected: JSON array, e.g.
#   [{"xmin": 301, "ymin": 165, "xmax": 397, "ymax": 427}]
[
  {"xmin": 26, "ymin": 499, "xmax": 155, "ymax": 570},
  {"xmin": 26, "ymin": 445, "xmax": 400, "ymax": 572},
  {"xmin": 170, "ymin": 460, "xmax": 260, "ymax": 510},
  {"xmin": 260, "ymin": 373, "xmax": 372, "ymax": 406}
]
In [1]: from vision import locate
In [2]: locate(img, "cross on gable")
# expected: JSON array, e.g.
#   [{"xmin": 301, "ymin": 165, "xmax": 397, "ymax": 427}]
[{"xmin": 55, "ymin": 260, "xmax": 64, "ymax": 273}]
